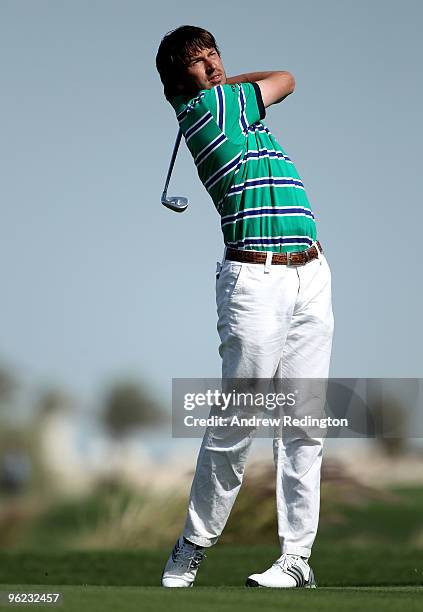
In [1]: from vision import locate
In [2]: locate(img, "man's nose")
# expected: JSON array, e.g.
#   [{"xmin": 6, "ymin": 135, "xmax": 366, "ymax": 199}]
[{"xmin": 206, "ymin": 59, "xmax": 218, "ymax": 73}]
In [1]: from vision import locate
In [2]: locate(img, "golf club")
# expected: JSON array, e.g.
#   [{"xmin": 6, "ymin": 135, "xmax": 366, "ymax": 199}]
[{"xmin": 161, "ymin": 129, "xmax": 189, "ymax": 212}]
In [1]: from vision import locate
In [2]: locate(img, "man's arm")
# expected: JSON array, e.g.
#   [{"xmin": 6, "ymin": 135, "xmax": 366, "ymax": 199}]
[{"xmin": 226, "ymin": 71, "xmax": 295, "ymax": 108}]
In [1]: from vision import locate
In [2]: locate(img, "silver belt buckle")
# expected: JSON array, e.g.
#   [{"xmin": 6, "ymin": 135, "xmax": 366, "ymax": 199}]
[{"xmin": 286, "ymin": 252, "xmax": 292, "ymax": 266}]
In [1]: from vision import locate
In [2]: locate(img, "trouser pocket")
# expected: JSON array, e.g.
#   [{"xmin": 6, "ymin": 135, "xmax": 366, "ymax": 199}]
[{"xmin": 215, "ymin": 261, "xmax": 244, "ymax": 310}]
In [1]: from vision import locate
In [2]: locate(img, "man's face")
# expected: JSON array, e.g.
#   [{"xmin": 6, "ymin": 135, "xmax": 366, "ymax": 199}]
[{"xmin": 178, "ymin": 47, "xmax": 227, "ymax": 95}]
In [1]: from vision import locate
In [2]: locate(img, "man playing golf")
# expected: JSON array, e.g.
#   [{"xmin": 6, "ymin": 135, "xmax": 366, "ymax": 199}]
[{"xmin": 156, "ymin": 25, "xmax": 334, "ymax": 588}]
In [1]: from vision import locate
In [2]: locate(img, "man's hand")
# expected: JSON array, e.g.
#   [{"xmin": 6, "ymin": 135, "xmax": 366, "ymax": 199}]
[{"xmin": 226, "ymin": 71, "xmax": 295, "ymax": 108}]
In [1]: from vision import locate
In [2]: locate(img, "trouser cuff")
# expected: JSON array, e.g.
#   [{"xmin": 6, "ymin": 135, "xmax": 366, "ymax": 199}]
[
  {"xmin": 182, "ymin": 532, "xmax": 216, "ymax": 548},
  {"xmin": 282, "ymin": 545, "xmax": 311, "ymax": 559}
]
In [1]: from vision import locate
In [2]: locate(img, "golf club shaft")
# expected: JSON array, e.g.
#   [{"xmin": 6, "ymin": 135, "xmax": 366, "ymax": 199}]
[{"xmin": 163, "ymin": 129, "xmax": 183, "ymax": 195}]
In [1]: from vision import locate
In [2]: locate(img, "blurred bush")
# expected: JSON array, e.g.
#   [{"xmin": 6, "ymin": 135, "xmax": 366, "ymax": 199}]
[{"xmin": 1, "ymin": 457, "xmax": 422, "ymax": 551}]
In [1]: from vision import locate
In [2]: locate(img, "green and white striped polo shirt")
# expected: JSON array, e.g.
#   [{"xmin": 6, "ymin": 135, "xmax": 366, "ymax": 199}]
[{"xmin": 171, "ymin": 83, "xmax": 316, "ymax": 253}]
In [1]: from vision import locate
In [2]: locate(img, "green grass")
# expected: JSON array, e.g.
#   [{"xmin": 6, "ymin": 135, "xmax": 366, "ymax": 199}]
[
  {"xmin": 0, "ymin": 486, "xmax": 422, "ymax": 609},
  {"xmin": 7, "ymin": 482, "xmax": 423, "ymax": 551},
  {"xmin": 1, "ymin": 586, "xmax": 423, "ymax": 612},
  {"xmin": 317, "ymin": 486, "xmax": 423, "ymax": 546},
  {"xmin": 0, "ymin": 545, "xmax": 422, "ymax": 587}
]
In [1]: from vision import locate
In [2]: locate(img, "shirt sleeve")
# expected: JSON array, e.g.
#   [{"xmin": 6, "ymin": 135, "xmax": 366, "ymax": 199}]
[
  {"xmin": 206, "ymin": 82, "xmax": 266, "ymax": 142},
  {"xmin": 178, "ymin": 82, "xmax": 266, "ymax": 147},
  {"xmin": 248, "ymin": 82, "xmax": 266, "ymax": 122}
]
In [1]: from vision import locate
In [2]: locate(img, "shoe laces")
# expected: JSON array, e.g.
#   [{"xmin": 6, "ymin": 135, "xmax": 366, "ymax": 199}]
[
  {"xmin": 273, "ymin": 553, "xmax": 301, "ymax": 572},
  {"xmin": 172, "ymin": 540, "xmax": 206, "ymax": 571}
]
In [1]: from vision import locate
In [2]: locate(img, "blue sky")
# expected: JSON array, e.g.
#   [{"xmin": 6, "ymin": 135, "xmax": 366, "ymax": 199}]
[{"xmin": 1, "ymin": 0, "xmax": 422, "ymax": 411}]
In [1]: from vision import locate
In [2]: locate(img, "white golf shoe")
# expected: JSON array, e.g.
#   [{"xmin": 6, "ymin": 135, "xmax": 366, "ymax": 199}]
[
  {"xmin": 161, "ymin": 537, "xmax": 206, "ymax": 587},
  {"xmin": 246, "ymin": 553, "xmax": 317, "ymax": 588}
]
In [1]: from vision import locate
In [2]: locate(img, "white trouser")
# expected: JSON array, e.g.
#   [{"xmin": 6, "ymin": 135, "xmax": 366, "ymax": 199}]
[{"xmin": 183, "ymin": 247, "xmax": 334, "ymax": 558}]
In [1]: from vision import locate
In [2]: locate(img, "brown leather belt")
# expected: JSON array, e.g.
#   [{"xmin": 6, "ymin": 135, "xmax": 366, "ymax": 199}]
[{"xmin": 225, "ymin": 242, "xmax": 323, "ymax": 266}]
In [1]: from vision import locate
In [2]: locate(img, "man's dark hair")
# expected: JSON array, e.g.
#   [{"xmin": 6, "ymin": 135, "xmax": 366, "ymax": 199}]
[{"xmin": 156, "ymin": 25, "xmax": 220, "ymax": 101}]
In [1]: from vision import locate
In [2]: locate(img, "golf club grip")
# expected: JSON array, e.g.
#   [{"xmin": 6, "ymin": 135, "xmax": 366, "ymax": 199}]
[{"xmin": 163, "ymin": 129, "xmax": 183, "ymax": 193}]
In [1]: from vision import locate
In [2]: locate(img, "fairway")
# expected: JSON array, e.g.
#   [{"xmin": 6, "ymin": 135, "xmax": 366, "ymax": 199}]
[
  {"xmin": 0, "ymin": 488, "xmax": 422, "ymax": 609},
  {"xmin": 1, "ymin": 545, "xmax": 422, "ymax": 587},
  {"xmin": 1, "ymin": 585, "xmax": 423, "ymax": 612},
  {"xmin": 0, "ymin": 546, "xmax": 422, "ymax": 611}
]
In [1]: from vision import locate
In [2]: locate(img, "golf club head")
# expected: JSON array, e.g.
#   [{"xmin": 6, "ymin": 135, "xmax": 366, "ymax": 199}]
[{"xmin": 161, "ymin": 192, "xmax": 189, "ymax": 213}]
